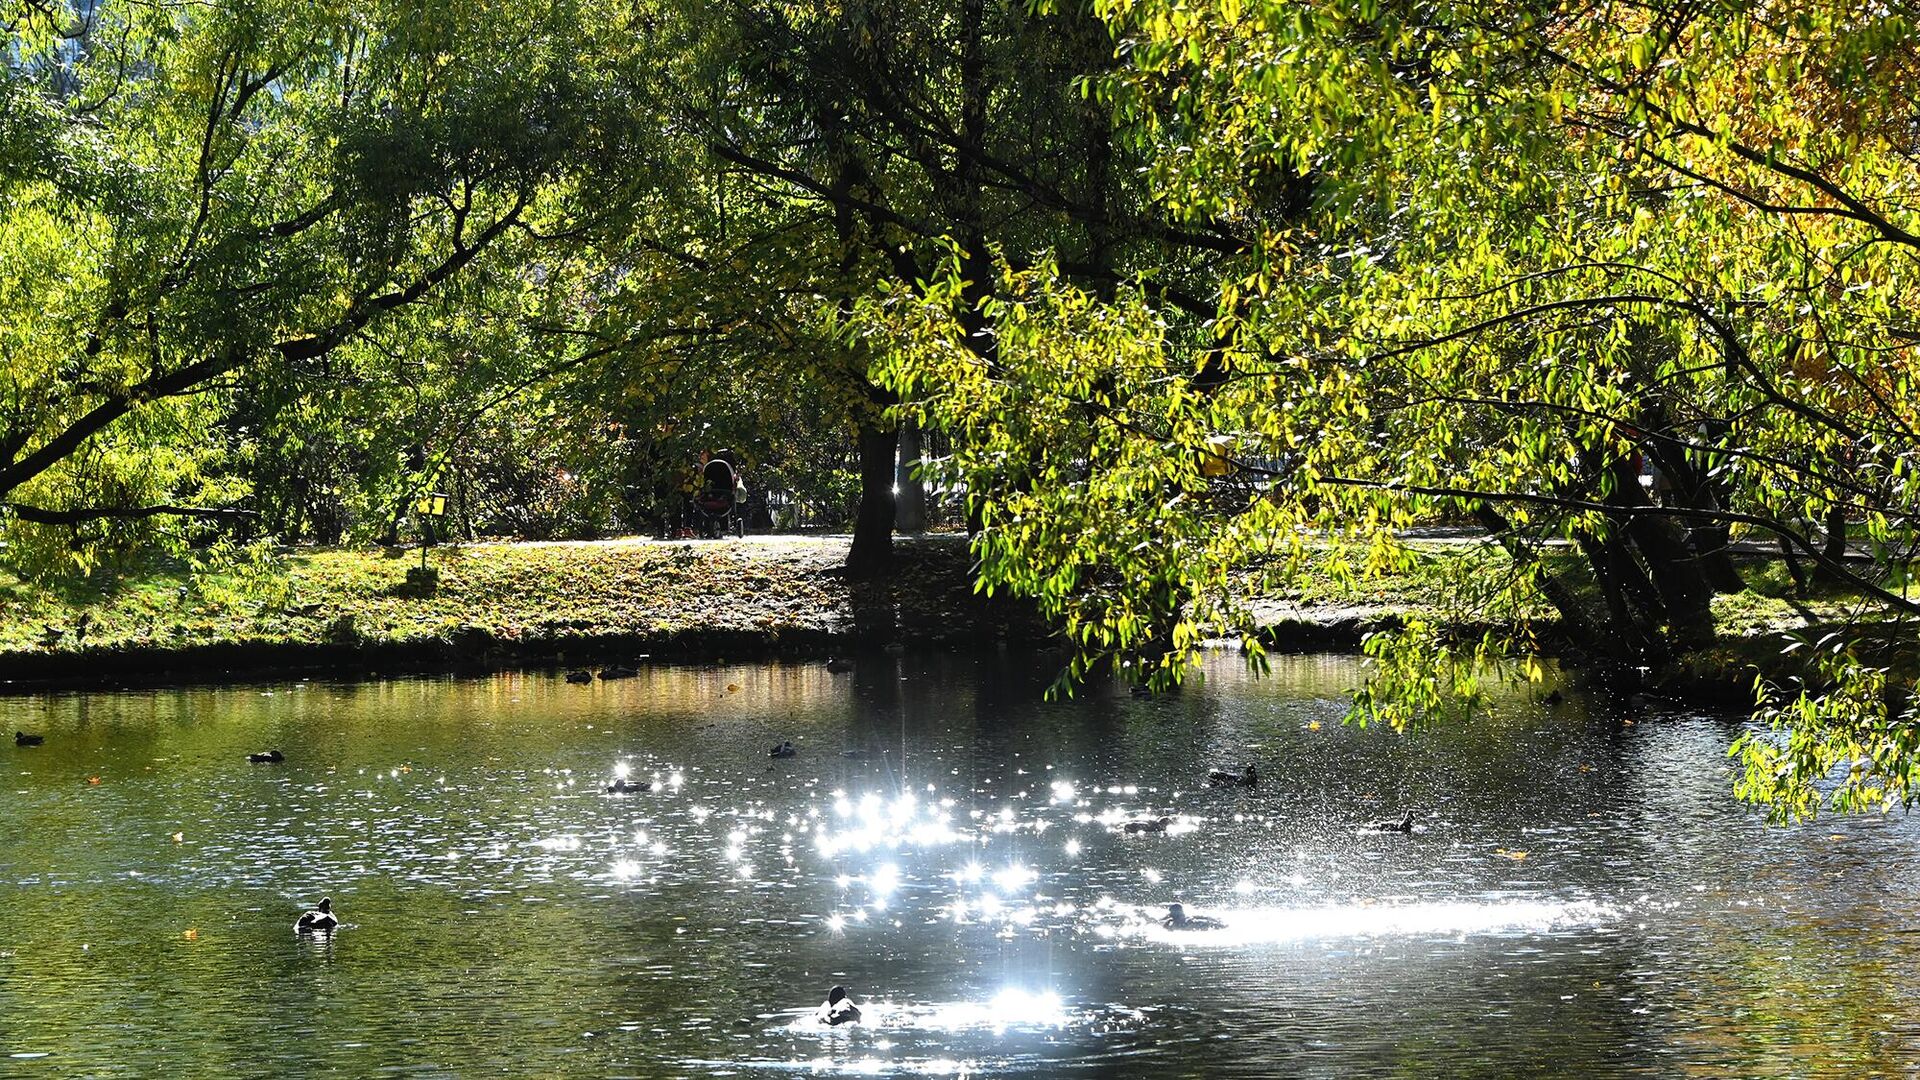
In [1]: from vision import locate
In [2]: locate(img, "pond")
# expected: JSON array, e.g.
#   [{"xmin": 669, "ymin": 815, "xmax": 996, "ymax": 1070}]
[{"xmin": 2, "ymin": 653, "xmax": 1917, "ymax": 1076}]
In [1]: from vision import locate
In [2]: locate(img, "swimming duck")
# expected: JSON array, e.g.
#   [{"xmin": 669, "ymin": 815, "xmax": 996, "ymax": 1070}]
[
  {"xmin": 294, "ymin": 897, "xmax": 338, "ymax": 933},
  {"xmin": 1161, "ymin": 902, "xmax": 1224, "ymax": 931},
  {"xmin": 770, "ymin": 741, "xmax": 797, "ymax": 759},
  {"xmin": 1207, "ymin": 764, "xmax": 1257, "ymax": 788},
  {"xmin": 247, "ymin": 749, "xmax": 285, "ymax": 764},
  {"xmin": 825, "ymin": 657, "xmax": 854, "ymax": 674},
  {"xmin": 1123, "ymin": 816, "xmax": 1174, "ymax": 834},
  {"xmin": 599, "ymin": 665, "xmax": 639, "ymax": 680},
  {"xmin": 15, "ymin": 730, "xmax": 44, "ymax": 747},
  {"xmin": 565, "ymin": 669, "xmax": 594, "ymax": 684},
  {"xmin": 817, "ymin": 985, "xmax": 861, "ymax": 1025},
  {"xmin": 1370, "ymin": 810, "xmax": 1415, "ymax": 833},
  {"xmin": 604, "ymin": 777, "xmax": 643, "ymax": 793},
  {"xmin": 1542, "ymin": 689, "xmax": 1565, "ymax": 707}
]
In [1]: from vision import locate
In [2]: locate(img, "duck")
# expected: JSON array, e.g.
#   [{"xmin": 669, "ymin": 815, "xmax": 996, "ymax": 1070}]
[
  {"xmin": 1369, "ymin": 809, "xmax": 1415, "ymax": 834},
  {"xmin": 294, "ymin": 897, "xmax": 338, "ymax": 933},
  {"xmin": 770, "ymin": 741, "xmax": 797, "ymax": 759},
  {"xmin": 817, "ymin": 985, "xmax": 861, "ymax": 1025},
  {"xmin": 599, "ymin": 665, "xmax": 639, "ymax": 680},
  {"xmin": 15, "ymin": 730, "xmax": 44, "ymax": 747},
  {"xmin": 604, "ymin": 777, "xmax": 644, "ymax": 793},
  {"xmin": 1161, "ymin": 902, "xmax": 1224, "ymax": 931},
  {"xmin": 1123, "ymin": 816, "xmax": 1174, "ymax": 834},
  {"xmin": 825, "ymin": 657, "xmax": 854, "ymax": 674},
  {"xmin": 1542, "ymin": 689, "xmax": 1565, "ymax": 707},
  {"xmin": 565, "ymin": 669, "xmax": 594, "ymax": 684},
  {"xmin": 247, "ymin": 749, "xmax": 285, "ymax": 764},
  {"xmin": 1207, "ymin": 763, "xmax": 1257, "ymax": 788}
]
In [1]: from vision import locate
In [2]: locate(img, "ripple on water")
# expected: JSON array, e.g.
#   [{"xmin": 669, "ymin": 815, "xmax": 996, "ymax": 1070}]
[{"xmin": 4, "ymin": 657, "xmax": 1920, "ymax": 1077}]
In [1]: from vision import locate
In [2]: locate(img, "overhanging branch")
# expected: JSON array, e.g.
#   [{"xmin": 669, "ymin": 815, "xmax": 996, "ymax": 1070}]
[{"xmin": 5, "ymin": 502, "xmax": 256, "ymax": 525}]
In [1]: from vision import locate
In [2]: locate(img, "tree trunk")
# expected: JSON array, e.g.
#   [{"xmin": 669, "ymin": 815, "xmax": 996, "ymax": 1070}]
[
  {"xmin": 895, "ymin": 418, "xmax": 926, "ymax": 533},
  {"xmin": 847, "ymin": 419, "xmax": 898, "ymax": 580},
  {"xmin": 1816, "ymin": 502, "xmax": 1849, "ymax": 584},
  {"xmin": 1607, "ymin": 461, "xmax": 1716, "ymax": 649},
  {"xmin": 1648, "ymin": 436, "xmax": 1744, "ymax": 594},
  {"xmin": 1572, "ymin": 532, "xmax": 1655, "ymax": 657}
]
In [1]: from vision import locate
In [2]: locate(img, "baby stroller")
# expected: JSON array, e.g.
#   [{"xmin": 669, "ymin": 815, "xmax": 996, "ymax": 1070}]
[{"xmin": 693, "ymin": 453, "xmax": 745, "ymax": 538}]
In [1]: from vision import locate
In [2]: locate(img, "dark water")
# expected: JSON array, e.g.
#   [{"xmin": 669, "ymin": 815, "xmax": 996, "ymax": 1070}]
[{"xmin": 2, "ymin": 653, "xmax": 1917, "ymax": 1077}]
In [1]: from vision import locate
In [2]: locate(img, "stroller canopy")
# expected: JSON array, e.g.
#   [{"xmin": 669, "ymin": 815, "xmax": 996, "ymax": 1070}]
[{"xmin": 697, "ymin": 457, "xmax": 738, "ymax": 512}]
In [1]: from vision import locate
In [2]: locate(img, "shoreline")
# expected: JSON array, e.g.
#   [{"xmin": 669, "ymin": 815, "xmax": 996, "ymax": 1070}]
[{"xmin": 0, "ymin": 533, "xmax": 1802, "ymax": 703}]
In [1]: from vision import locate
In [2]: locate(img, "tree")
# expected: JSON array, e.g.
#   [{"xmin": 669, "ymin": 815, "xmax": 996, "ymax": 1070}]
[
  {"xmin": 0, "ymin": 0, "xmax": 638, "ymax": 571},
  {"xmin": 633, "ymin": 0, "xmax": 1253, "ymax": 576},
  {"xmin": 869, "ymin": 0, "xmax": 1920, "ymax": 817}
]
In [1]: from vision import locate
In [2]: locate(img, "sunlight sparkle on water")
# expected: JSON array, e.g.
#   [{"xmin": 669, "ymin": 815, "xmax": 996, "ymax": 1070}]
[
  {"xmin": 812, "ymin": 790, "xmax": 962, "ymax": 856},
  {"xmin": 992, "ymin": 864, "xmax": 1035, "ymax": 892},
  {"xmin": 918, "ymin": 989, "xmax": 1070, "ymax": 1033}
]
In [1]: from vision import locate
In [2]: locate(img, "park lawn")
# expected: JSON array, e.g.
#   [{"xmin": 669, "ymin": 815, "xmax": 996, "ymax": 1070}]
[{"xmin": 0, "ymin": 538, "xmax": 853, "ymax": 657}]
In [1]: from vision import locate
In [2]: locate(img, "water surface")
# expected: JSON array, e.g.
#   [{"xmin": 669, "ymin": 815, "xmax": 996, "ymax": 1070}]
[{"xmin": 2, "ymin": 653, "xmax": 1917, "ymax": 1076}]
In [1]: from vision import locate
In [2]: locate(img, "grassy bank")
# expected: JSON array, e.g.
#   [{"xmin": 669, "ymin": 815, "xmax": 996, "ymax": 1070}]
[
  {"xmin": 0, "ymin": 536, "xmax": 1035, "ymax": 686},
  {"xmin": 0, "ymin": 531, "xmax": 1881, "ymax": 690}
]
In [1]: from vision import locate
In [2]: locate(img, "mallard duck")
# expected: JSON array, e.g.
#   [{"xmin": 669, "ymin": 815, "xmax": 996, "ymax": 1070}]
[
  {"xmin": 1370, "ymin": 810, "xmax": 1414, "ymax": 833},
  {"xmin": 247, "ymin": 749, "xmax": 285, "ymax": 764},
  {"xmin": 825, "ymin": 657, "xmax": 854, "ymax": 674},
  {"xmin": 604, "ymin": 777, "xmax": 643, "ymax": 793},
  {"xmin": 1161, "ymin": 902, "xmax": 1224, "ymax": 931},
  {"xmin": 1123, "ymin": 816, "xmax": 1174, "ymax": 834},
  {"xmin": 1207, "ymin": 764, "xmax": 1257, "ymax": 788},
  {"xmin": 15, "ymin": 730, "xmax": 45, "ymax": 747},
  {"xmin": 770, "ymin": 740, "xmax": 797, "ymax": 759},
  {"xmin": 599, "ymin": 665, "xmax": 639, "ymax": 680},
  {"xmin": 817, "ymin": 985, "xmax": 861, "ymax": 1025},
  {"xmin": 565, "ymin": 669, "xmax": 594, "ymax": 684},
  {"xmin": 294, "ymin": 897, "xmax": 338, "ymax": 933}
]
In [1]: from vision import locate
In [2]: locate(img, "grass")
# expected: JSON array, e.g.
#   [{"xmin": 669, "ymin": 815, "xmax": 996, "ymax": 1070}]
[
  {"xmin": 0, "ymin": 538, "xmax": 861, "ymax": 658},
  {"xmin": 0, "ymin": 532, "xmax": 1898, "ymax": 672}
]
